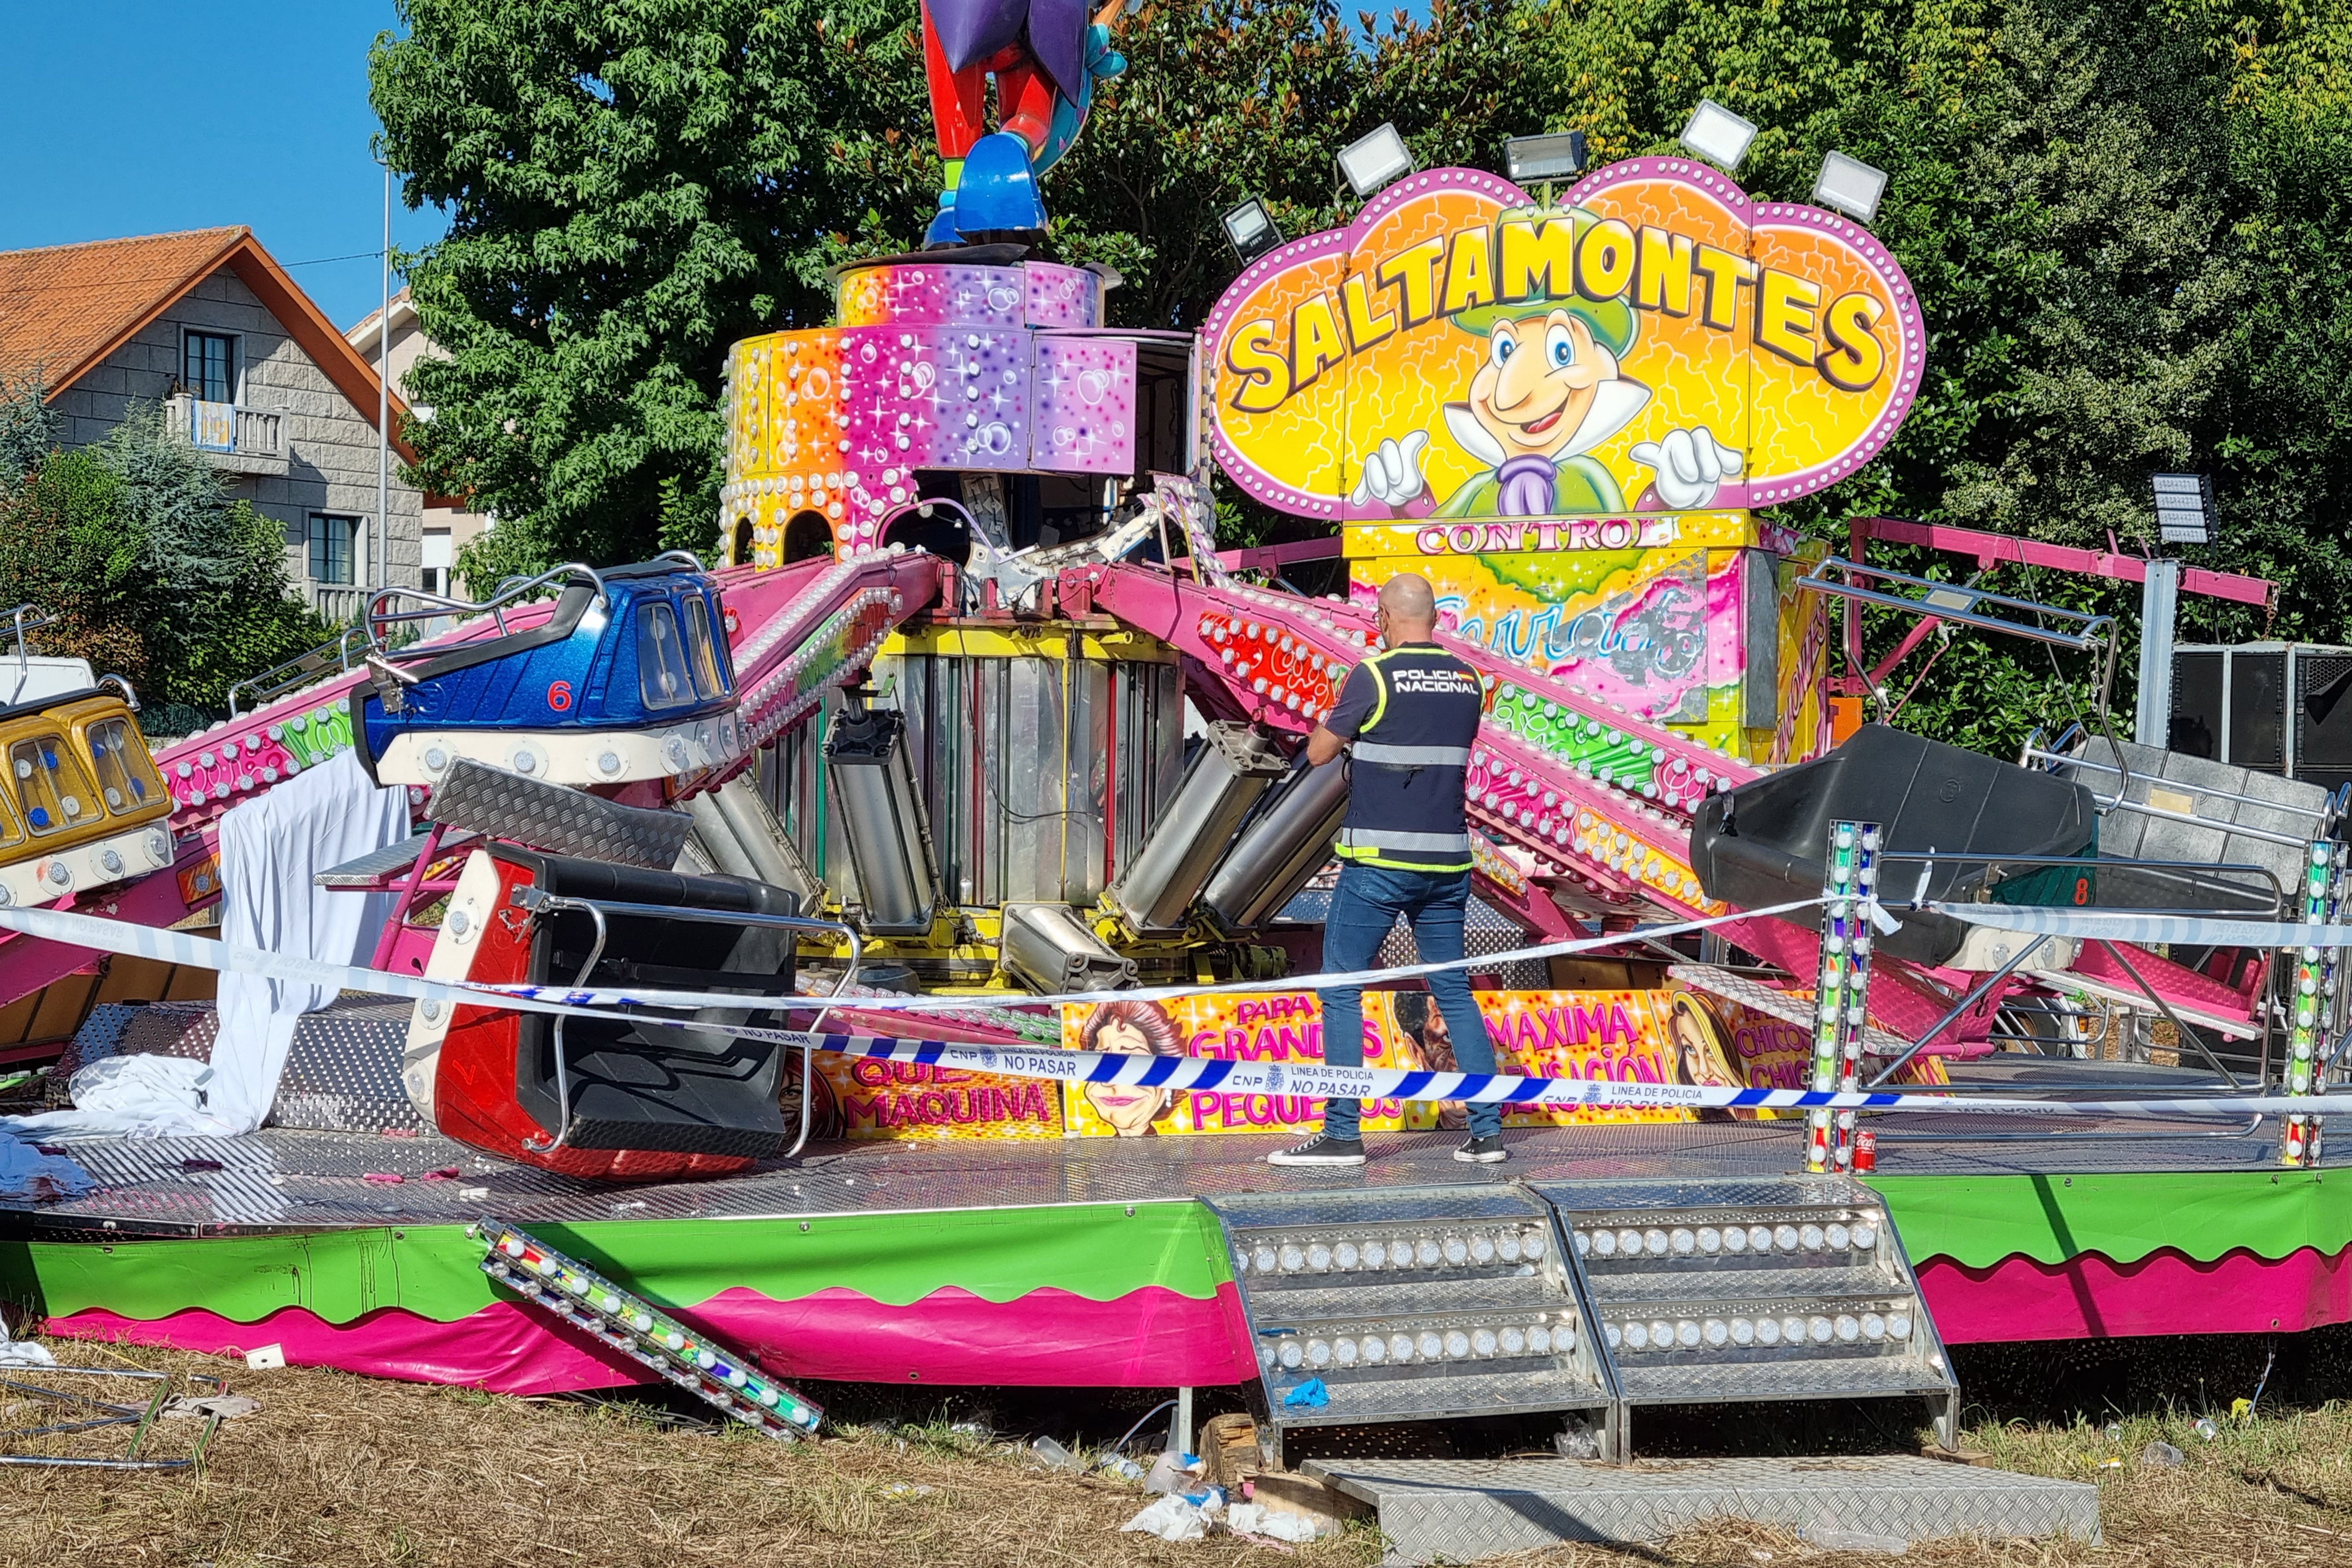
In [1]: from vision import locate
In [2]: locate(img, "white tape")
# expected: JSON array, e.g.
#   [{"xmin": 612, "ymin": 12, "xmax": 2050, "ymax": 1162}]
[
  {"xmin": 481, "ymin": 898, "xmax": 1829, "ymax": 1017},
  {"xmin": 0, "ymin": 900, "xmax": 2345, "ymax": 1119}
]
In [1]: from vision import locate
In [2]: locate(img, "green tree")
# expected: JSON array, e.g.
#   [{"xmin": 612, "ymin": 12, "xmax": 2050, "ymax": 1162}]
[
  {"xmin": 376, "ymin": 0, "xmax": 1554, "ymax": 566},
  {"xmin": 373, "ymin": 0, "xmax": 933, "ymax": 581},
  {"xmin": 0, "ymin": 387, "xmax": 333, "ymax": 722}
]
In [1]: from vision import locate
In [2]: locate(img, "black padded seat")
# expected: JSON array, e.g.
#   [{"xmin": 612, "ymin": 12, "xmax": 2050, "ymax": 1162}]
[{"xmin": 1690, "ymin": 725, "xmax": 2097, "ymax": 967}]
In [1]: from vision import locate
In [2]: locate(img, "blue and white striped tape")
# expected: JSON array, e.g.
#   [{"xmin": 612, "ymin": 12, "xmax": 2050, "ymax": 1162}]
[{"xmin": 0, "ymin": 900, "xmax": 2344, "ymax": 1120}]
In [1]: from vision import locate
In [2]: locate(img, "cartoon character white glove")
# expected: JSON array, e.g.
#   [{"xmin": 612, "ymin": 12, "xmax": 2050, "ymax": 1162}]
[
  {"xmin": 1349, "ymin": 432, "xmax": 1430, "ymax": 509},
  {"xmin": 1630, "ymin": 426, "xmax": 1745, "ymax": 510}
]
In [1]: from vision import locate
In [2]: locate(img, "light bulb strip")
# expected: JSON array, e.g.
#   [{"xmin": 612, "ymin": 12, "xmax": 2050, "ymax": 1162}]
[
  {"xmin": 1806, "ymin": 820, "xmax": 1880, "ymax": 1174},
  {"xmin": 474, "ymin": 1218, "xmax": 821, "ymax": 1440},
  {"xmin": 2281, "ymin": 838, "xmax": 2345, "ymax": 1168}
]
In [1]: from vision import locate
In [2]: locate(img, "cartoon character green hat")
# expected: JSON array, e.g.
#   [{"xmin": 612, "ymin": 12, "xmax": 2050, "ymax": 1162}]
[{"xmin": 1448, "ymin": 204, "xmax": 1637, "ymax": 358}]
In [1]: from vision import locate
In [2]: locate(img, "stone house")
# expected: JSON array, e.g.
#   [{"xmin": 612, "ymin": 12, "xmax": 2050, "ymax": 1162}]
[
  {"xmin": 0, "ymin": 227, "xmax": 422, "ymax": 622},
  {"xmin": 345, "ymin": 287, "xmax": 491, "ymax": 599}
]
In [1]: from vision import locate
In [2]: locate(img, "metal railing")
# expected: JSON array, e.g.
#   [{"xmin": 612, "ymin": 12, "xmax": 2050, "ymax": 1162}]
[
  {"xmin": 364, "ymin": 563, "xmax": 608, "ymax": 653},
  {"xmin": 227, "ymin": 626, "xmax": 369, "ymax": 717}
]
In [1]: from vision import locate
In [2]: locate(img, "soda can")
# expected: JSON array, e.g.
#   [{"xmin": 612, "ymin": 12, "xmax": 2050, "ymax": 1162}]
[{"xmin": 1852, "ymin": 1128, "xmax": 1878, "ymax": 1172}]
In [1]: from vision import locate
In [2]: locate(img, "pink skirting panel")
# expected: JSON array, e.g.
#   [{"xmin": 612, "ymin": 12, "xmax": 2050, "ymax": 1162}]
[
  {"xmin": 1919, "ymin": 1247, "xmax": 2352, "ymax": 1342},
  {"xmin": 46, "ymin": 1282, "xmax": 1261, "ymax": 1395}
]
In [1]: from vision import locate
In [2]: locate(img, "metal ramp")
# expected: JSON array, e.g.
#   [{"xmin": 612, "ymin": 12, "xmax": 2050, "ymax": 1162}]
[
  {"xmin": 1205, "ymin": 1186, "xmax": 1614, "ymax": 1467},
  {"xmin": 1199, "ymin": 1175, "xmax": 2025, "ymax": 1560},
  {"xmin": 1303, "ymin": 1455, "xmax": 2099, "ymax": 1565}
]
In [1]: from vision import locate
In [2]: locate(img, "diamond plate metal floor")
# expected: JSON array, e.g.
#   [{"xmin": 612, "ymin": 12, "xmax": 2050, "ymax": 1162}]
[
  {"xmin": 0, "ymin": 1056, "xmax": 2285, "ymax": 1237},
  {"xmin": 1303, "ymin": 1455, "xmax": 2101, "ymax": 1563}
]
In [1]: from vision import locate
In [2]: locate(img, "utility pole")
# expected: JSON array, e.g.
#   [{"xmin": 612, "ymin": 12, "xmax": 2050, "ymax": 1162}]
[{"xmin": 377, "ymin": 159, "xmax": 392, "ymax": 604}]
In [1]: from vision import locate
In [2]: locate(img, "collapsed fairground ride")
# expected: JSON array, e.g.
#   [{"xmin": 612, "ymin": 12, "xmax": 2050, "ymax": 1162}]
[{"xmin": 0, "ymin": 11, "xmax": 2345, "ymax": 1533}]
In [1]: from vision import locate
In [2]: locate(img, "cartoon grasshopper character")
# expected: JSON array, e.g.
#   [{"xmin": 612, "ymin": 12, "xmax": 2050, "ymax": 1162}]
[{"xmin": 1350, "ymin": 207, "xmax": 1744, "ymax": 517}]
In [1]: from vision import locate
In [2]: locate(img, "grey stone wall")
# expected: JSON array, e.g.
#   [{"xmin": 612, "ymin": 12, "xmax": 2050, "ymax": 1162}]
[{"xmin": 48, "ymin": 267, "xmax": 422, "ymax": 611}]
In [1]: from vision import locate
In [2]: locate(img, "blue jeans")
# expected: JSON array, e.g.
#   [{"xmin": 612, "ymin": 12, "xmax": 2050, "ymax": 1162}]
[{"xmin": 1317, "ymin": 861, "xmax": 1501, "ymax": 1141}]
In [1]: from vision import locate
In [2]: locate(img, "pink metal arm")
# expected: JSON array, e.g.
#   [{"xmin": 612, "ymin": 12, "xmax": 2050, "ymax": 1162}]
[{"xmin": 1852, "ymin": 517, "xmax": 2275, "ymax": 610}]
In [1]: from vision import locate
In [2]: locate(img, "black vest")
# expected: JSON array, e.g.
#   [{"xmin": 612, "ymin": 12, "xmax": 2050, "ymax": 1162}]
[{"xmin": 1335, "ymin": 645, "xmax": 1480, "ymax": 872}]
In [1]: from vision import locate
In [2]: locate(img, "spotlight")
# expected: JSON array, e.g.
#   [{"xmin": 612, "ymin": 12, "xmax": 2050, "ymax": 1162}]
[
  {"xmin": 1337, "ymin": 122, "xmax": 1416, "ymax": 199},
  {"xmin": 1503, "ymin": 131, "xmax": 1588, "ymax": 184},
  {"xmin": 1221, "ymin": 196, "xmax": 1283, "ymax": 264},
  {"xmin": 1812, "ymin": 150, "xmax": 1889, "ymax": 223},
  {"xmin": 2153, "ymin": 472, "xmax": 2215, "ymax": 545},
  {"xmin": 1678, "ymin": 99, "xmax": 1759, "ymax": 172}
]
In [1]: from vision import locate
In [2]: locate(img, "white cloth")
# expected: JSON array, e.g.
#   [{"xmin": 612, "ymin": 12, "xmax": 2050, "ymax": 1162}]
[
  {"xmin": 209, "ymin": 750, "xmax": 410, "ymax": 1134},
  {"xmin": 6, "ymin": 1054, "xmax": 230, "ymax": 1138}
]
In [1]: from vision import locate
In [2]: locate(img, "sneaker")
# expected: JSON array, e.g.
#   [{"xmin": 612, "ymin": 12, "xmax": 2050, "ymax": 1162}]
[
  {"xmin": 1454, "ymin": 1135, "xmax": 1508, "ymax": 1164},
  {"xmin": 1266, "ymin": 1132, "xmax": 1366, "ymax": 1166}
]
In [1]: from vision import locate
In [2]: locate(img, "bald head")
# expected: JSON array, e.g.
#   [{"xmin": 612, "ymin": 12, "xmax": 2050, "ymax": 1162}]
[{"xmin": 1376, "ymin": 574, "xmax": 1438, "ymax": 646}]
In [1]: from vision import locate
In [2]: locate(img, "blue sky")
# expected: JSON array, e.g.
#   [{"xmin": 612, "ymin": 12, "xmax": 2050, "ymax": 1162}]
[{"xmin": 2, "ymin": 2, "xmax": 448, "ymax": 330}]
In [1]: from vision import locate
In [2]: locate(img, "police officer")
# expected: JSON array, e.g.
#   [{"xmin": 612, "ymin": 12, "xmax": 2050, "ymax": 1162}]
[{"xmin": 1269, "ymin": 573, "xmax": 1505, "ymax": 1167}]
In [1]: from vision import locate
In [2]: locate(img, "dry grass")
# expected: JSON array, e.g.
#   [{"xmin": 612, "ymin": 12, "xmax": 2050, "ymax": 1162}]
[{"xmin": 0, "ymin": 1340, "xmax": 2347, "ymax": 1567}]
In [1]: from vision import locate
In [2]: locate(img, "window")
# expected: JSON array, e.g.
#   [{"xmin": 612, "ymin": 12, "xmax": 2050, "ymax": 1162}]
[
  {"xmin": 683, "ymin": 596, "xmax": 726, "ymax": 700},
  {"xmin": 422, "ymin": 530, "xmax": 453, "ymax": 597},
  {"xmin": 636, "ymin": 601, "xmax": 694, "ymax": 710},
  {"xmin": 11, "ymin": 735, "xmax": 98, "ymax": 837},
  {"xmin": 85, "ymin": 718, "xmax": 161, "ymax": 815},
  {"xmin": 308, "ymin": 514, "xmax": 360, "ymax": 584},
  {"xmin": 184, "ymin": 331, "xmax": 236, "ymax": 403}
]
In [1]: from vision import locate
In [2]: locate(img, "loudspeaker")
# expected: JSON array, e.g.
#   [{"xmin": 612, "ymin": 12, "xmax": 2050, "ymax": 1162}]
[{"xmin": 2172, "ymin": 643, "xmax": 2352, "ymax": 793}]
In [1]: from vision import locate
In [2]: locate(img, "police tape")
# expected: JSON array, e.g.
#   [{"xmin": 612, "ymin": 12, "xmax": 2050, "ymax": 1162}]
[
  {"xmin": 0, "ymin": 900, "xmax": 2346, "ymax": 1119},
  {"xmin": 480, "ymin": 897, "xmax": 1832, "ymax": 1017}
]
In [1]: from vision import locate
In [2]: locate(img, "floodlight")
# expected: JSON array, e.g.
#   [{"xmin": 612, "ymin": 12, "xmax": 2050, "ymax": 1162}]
[
  {"xmin": 2152, "ymin": 472, "xmax": 2215, "ymax": 546},
  {"xmin": 1504, "ymin": 131, "xmax": 1588, "ymax": 184},
  {"xmin": 1337, "ymin": 123, "xmax": 1416, "ymax": 199},
  {"xmin": 1221, "ymin": 197, "xmax": 1284, "ymax": 264},
  {"xmin": 1678, "ymin": 99, "xmax": 1758, "ymax": 173},
  {"xmin": 1812, "ymin": 151, "xmax": 1889, "ymax": 224}
]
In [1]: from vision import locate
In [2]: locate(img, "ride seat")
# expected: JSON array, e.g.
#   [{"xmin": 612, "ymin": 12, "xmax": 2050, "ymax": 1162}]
[
  {"xmin": 425, "ymin": 845, "xmax": 801, "ymax": 1179},
  {"xmin": 1690, "ymin": 724, "xmax": 2097, "ymax": 968}
]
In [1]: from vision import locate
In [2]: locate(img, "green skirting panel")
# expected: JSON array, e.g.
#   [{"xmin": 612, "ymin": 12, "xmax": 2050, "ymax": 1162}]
[{"xmin": 1867, "ymin": 1170, "xmax": 2352, "ymax": 1268}]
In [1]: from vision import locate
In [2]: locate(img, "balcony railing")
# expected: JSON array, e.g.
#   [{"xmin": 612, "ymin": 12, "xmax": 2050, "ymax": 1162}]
[
  {"xmin": 166, "ymin": 394, "xmax": 287, "ymax": 476},
  {"xmin": 306, "ymin": 584, "xmax": 367, "ymax": 624}
]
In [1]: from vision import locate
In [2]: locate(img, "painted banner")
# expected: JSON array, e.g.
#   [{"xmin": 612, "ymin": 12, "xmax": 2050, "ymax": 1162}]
[
  {"xmin": 1686, "ymin": 984, "xmax": 1950, "ymax": 1107},
  {"xmin": 813, "ymin": 1056, "xmax": 1067, "ymax": 1139},
  {"xmin": 1204, "ymin": 160, "xmax": 1923, "ymax": 526},
  {"xmin": 1061, "ymin": 989, "xmax": 1726, "ymax": 1137}
]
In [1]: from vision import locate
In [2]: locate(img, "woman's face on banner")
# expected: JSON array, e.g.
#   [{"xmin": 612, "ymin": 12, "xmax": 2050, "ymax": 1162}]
[
  {"xmin": 1673, "ymin": 1005, "xmax": 1735, "ymax": 1088},
  {"xmin": 1083, "ymin": 1016, "xmax": 1171, "ymax": 1135}
]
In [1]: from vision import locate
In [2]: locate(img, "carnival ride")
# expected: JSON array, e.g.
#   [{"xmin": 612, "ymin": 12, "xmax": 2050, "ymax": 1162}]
[{"xmin": 0, "ymin": 17, "xmax": 2345, "ymax": 1545}]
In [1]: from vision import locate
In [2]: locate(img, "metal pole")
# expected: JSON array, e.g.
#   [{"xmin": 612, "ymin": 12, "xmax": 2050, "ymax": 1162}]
[
  {"xmin": 2135, "ymin": 558, "xmax": 2180, "ymax": 747},
  {"xmin": 2282, "ymin": 840, "xmax": 2344, "ymax": 1168},
  {"xmin": 1806, "ymin": 820, "xmax": 1880, "ymax": 1173},
  {"xmin": 377, "ymin": 160, "xmax": 392, "ymax": 601}
]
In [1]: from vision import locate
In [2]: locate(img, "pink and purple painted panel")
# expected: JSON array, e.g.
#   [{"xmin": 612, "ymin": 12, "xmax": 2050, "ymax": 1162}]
[
  {"xmin": 1023, "ymin": 263, "xmax": 1101, "ymax": 328},
  {"xmin": 835, "ymin": 326, "xmax": 1033, "ymax": 475},
  {"xmin": 835, "ymin": 264, "xmax": 1026, "ymax": 331},
  {"xmin": 1028, "ymin": 336, "xmax": 1136, "ymax": 474}
]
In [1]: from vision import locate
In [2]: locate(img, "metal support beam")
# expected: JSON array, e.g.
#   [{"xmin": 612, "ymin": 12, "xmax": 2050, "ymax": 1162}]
[{"xmin": 2135, "ymin": 559, "xmax": 2181, "ymax": 748}]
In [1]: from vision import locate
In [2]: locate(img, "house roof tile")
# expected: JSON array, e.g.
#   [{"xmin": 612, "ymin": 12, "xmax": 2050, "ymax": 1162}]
[{"xmin": 0, "ymin": 227, "xmax": 414, "ymax": 464}]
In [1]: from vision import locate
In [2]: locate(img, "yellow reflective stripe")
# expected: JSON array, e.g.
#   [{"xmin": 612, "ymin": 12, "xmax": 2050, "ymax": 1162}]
[
  {"xmin": 1332, "ymin": 843, "xmax": 1475, "ymax": 871},
  {"xmin": 1362, "ymin": 651, "xmax": 1393, "ymax": 731}
]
